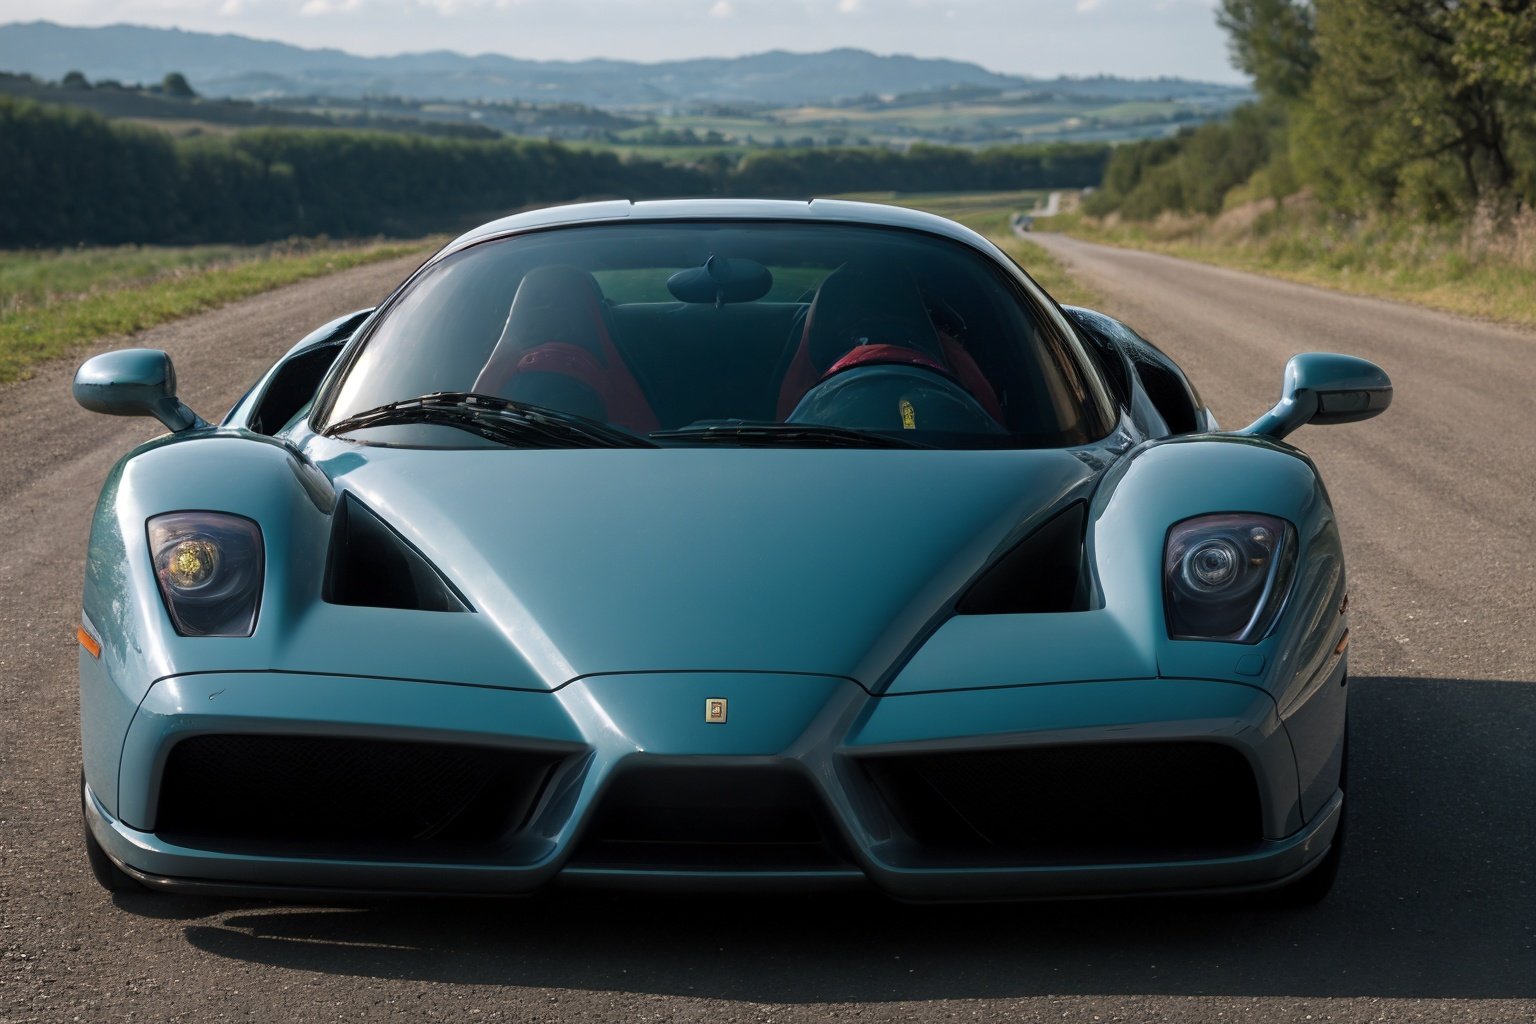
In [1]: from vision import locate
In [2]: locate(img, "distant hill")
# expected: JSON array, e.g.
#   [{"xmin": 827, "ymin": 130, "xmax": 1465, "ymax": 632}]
[
  {"xmin": 0, "ymin": 71, "xmax": 626, "ymax": 140},
  {"xmin": 0, "ymin": 21, "xmax": 1250, "ymax": 109}
]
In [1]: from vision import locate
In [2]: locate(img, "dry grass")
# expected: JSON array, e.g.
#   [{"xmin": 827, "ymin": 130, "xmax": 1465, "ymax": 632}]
[
  {"xmin": 0, "ymin": 238, "xmax": 433, "ymax": 383},
  {"xmin": 1044, "ymin": 201, "xmax": 1536, "ymax": 329}
]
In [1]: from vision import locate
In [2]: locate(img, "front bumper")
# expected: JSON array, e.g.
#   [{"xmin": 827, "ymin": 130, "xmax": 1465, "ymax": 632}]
[{"xmin": 86, "ymin": 670, "xmax": 1341, "ymax": 901}]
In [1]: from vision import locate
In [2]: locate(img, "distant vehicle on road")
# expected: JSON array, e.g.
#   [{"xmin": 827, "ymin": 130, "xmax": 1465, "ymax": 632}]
[{"xmin": 72, "ymin": 199, "xmax": 1389, "ymax": 904}]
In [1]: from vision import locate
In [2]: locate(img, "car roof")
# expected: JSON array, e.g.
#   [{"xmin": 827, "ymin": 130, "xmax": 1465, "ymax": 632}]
[{"xmin": 437, "ymin": 198, "xmax": 1008, "ymax": 264}]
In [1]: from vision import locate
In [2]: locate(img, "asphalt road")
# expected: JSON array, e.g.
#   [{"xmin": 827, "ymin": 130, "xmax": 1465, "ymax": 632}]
[{"xmin": 2, "ymin": 238, "xmax": 1533, "ymax": 1022}]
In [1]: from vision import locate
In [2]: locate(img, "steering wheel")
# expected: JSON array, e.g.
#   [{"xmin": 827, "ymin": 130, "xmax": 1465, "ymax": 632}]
[{"xmin": 786, "ymin": 363, "xmax": 1005, "ymax": 436}]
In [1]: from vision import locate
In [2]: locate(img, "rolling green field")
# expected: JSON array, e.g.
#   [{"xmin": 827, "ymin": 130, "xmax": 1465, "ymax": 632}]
[
  {"xmin": 0, "ymin": 238, "xmax": 431, "ymax": 383},
  {"xmin": 2, "ymin": 70, "xmax": 1245, "ymax": 155},
  {"xmin": 597, "ymin": 90, "xmax": 1243, "ymax": 151}
]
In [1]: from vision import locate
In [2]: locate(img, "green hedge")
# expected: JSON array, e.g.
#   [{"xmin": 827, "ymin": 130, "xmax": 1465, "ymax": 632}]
[
  {"xmin": 0, "ymin": 98, "xmax": 710, "ymax": 244},
  {"xmin": 0, "ymin": 97, "xmax": 1110, "ymax": 245},
  {"xmin": 729, "ymin": 142, "xmax": 1110, "ymax": 198}
]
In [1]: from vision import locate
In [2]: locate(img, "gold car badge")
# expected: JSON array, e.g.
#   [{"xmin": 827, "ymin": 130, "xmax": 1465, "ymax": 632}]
[{"xmin": 705, "ymin": 698, "xmax": 728, "ymax": 724}]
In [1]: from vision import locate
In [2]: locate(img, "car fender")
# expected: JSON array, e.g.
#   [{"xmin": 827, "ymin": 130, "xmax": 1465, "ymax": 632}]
[
  {"xmin": 1090, "ymin": 434, "xmax": 1348, "ymax": 820},
  {"xmin": 80, "ymin": 432, "xmax": 334, "ymax": 817}
]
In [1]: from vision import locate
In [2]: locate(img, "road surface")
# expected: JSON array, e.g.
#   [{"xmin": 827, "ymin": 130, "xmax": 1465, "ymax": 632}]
[{"xmin": 1, "ymin": 238, "xmax": 1532, "ymax": 1022}]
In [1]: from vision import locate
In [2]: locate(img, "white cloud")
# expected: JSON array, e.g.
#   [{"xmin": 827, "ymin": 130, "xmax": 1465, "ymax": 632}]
[
  {"xmin": 299, "ymin": 0, "xmax": 361, "ymax": 15},
  {"xmin": 1074, "ymin": 0, "xmax": 1101, "ymax": 11},
  {"xmin": 409, "ymin": 0, "xmax": 472, "ymax": 13},
  {"xmin": 709, "ymin": 0, "xmax": 733, "ymax": 16},
  {"xmin": 837, "ymin": 0, "xmax": 862, "ymax": 12}
]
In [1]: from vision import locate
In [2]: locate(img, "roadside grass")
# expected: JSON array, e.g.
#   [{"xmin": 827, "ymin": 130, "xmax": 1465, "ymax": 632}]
[
  {"xmin": 0, "ymin": 238, "xmax": 432, "ymax": 383},
  {"xmin": 0, "ymin": 245, "xmax": 257, "ymax": 310},
  {"xmin": 1043, "ymin": 206, "xmax": 1536, "ymax": 329},
  {"xmin": 844, "ymin": 190, "xmax": 1101, "ymax": 308}
]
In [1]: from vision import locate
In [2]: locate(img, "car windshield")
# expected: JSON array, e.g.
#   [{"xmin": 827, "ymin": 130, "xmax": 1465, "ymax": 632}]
[{"xmin": 320, "ymin": 221, "xmax": 1113, "ymax": 449}]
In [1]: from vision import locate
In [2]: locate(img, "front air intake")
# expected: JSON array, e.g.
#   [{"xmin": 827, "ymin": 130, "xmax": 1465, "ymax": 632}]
[
  {"xmin": 863, "ymin": 741, "xmax": 1261, "ymax": 864},
  {"xmin": 155, "ymin": 734, "xmax": 562, "ymax": 858},
  {"xmin": 323, "ymin": 493, "xmax": 470, "ymax": 611},
  {"xmin": 956, "ymin": 502, "xmax": 1088, "ymax": 614}
]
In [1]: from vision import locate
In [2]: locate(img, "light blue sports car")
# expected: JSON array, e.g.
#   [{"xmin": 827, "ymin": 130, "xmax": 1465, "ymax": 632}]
[{"xmin": 73, "ymin": 199, "xmax": 1390, "ymax": 904}]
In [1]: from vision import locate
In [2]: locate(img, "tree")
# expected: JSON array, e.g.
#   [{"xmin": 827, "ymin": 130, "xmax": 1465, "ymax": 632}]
[
  {"xmin": 1301, "ymin": 0, "xmax": 1536, "ymax": 218},
  {"xmin": 161, "ymin": 72, "xmax": 196, "ymax": 99},
  {"xmin": 60, "ymin": 70, "xmax": 90, "ymax": 90},
  {"xmin": 1081, "ymin": 105, "xmax": 1286, "ymax": 219},
  {"xmin": 1217, "ymin": 0, "xmax": 1318, "ymax": 101}
]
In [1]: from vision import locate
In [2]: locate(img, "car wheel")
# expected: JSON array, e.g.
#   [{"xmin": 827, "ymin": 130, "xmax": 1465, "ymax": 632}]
[
  {"xmin": 1260, "ymin": 723, "xmax": 1348, "ymax": 908},
  {"xmin": 81, "ymin": 772, "xmax": 146, "ymax": 894}
]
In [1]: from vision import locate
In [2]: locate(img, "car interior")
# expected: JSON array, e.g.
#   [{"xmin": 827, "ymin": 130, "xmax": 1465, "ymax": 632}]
[{"xmin": 322, "ymin": 223, "xmax": 1106, "ymax": 447}]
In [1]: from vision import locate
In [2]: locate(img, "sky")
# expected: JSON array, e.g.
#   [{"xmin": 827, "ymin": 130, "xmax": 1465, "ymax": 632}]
[{"xmin": 2, "ymin": 0, "xmax": 1246, "ymax": 82}]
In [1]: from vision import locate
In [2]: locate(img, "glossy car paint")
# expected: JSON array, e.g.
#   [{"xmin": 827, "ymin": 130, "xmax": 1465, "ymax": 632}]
[{"xmin": 77, "ymin": 199, "xmax": 1372, "ymax": 900}]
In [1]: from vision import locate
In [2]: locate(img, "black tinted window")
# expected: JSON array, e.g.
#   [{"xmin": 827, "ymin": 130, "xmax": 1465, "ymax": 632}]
[{"xmin": 324, "ymin": 222, "xmax": 1112, "ymax": 448}]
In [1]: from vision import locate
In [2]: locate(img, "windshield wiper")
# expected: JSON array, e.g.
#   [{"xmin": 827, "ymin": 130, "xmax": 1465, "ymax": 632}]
[
  {"xmin": 651, "ymin": 422, "xmax": 928, "ymax": 449},
  {"xmin": 325, "ymin": 392, "xmax": 658, "ymax": 449}
]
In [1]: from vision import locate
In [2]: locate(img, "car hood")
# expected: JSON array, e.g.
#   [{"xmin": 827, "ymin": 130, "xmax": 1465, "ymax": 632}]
[{"xmin": 308, "ymin": 443, "xmax": 1101, "ymax": 690}]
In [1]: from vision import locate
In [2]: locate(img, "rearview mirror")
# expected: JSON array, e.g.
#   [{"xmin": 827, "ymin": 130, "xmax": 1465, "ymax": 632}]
[
  {"xmin": 1241, "ymin": 352, "xmax": 1391, "ymax": 442},
  {"xmin": 73, "ymin": 349, "xmax": 206, "ymax": 433}
]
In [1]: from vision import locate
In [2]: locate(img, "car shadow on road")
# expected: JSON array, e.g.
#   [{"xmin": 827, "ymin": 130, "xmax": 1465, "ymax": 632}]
[{"xmin": 128, "ymin": 675, "xmax": 1534, "ymax": 1001}]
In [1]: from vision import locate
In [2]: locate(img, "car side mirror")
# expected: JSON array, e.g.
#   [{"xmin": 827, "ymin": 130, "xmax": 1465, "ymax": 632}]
[
  {"xmin": 1241, "ymin": 352, "xmax": 1391, "ymax": 442},
  {"xmin": 73, "ymin": 349, "xmax": 206, "ymax": 433}
]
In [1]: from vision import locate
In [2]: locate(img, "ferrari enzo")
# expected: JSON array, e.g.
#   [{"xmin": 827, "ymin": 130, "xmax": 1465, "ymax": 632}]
[{"xmin": 73, "ymin": 199, "xmax": 1390, "ymax": 904}]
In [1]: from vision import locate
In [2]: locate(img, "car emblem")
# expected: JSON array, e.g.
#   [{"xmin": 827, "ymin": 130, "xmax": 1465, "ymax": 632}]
[{"xmin": 705, "ymin": 698, "xmax": 728, "ymax": 724}]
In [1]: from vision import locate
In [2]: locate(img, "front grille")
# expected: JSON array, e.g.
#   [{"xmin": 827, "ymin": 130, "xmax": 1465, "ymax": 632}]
[
  {"xmin": 572, "ymin": 765, "xmax": 851, "ymax": 870},
  {"xmin": 156, "ymin": 734, "xmax": 561, "ymax": 857},
  {"xmin": 862, "ymin": 742, "xmax": 1261, "ymax": 864}
]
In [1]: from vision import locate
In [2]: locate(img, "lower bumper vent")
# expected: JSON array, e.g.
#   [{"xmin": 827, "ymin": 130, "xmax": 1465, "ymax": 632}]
[
  {"xmin": 155, "ymin": 734, "xmax": 561, "ymax": 858},
  {"xmin": 572, "ymin": 766, "xmax": 851, "ymax": 870},
  {"xmin": 863, "ymin": 741, "xmax": 1262, "ymax": 864}
]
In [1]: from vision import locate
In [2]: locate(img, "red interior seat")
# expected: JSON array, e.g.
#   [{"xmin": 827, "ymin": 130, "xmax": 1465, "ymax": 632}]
[{"xmin": 473, "ymin": 265, "xmax": 659, "ymax": 433}]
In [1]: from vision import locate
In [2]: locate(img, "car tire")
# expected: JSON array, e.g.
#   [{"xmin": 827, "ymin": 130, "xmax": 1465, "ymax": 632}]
[
  {"xmin": 1260, "ymin": 723, "xmax": 1348, "ymax": 908},
  {"xmin": 81, "ymin": 772, "xmax": 147, "ymax": 894}
]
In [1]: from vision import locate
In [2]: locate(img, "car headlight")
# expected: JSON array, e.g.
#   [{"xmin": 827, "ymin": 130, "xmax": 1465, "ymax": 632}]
[
  {"xmin": 1164, "ymin": 513, "xmax": 1295, "ymax": 643},
  {"xmin": 148, "ymin": 512, "xmax": 264, "ymax": 637}
]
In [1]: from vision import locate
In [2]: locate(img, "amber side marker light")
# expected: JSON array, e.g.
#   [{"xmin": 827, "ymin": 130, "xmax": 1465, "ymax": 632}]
[{"xmin": 76, "ymin": 625, "xmax": 101, "ymax": 659}]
